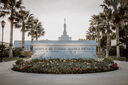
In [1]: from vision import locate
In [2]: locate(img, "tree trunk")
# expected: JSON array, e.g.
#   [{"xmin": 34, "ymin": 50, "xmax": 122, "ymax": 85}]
[
  {"xmin": 115, "ymin": 24, "xmax": 120, "ymax": 58},
  {"xmin": 97, "ymin": 30, "xmax": 101, "ymax": 55},
  {"xmin": 125, "ymin": 28, "xmax": 128, "ymax": 61},
  {"xmin": 30, "ymin": 35, "xmax": 34, "ymax": 53},
  {"xmin": 126, "ymin": 44, "xmax": 128, "ymax": 61},
  {"xmin": 106, "ymin": 33, "xmax": 110, "ymax": 57},
  {"xmin": 22, "ymin": 21, "xmax": 25, "ymax": 52},
  {"xmin": 36, "ymin": 34, "xmax": 38, "ymax": 40},
  {"xmin": 9, "ymin": 19, "xmax": 13, "ymax": 58}
]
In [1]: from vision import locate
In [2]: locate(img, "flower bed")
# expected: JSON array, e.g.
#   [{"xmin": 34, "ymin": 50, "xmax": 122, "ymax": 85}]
[{"xmin": 12, "ymin": 58, "xmax": 119, "ymax": 74}]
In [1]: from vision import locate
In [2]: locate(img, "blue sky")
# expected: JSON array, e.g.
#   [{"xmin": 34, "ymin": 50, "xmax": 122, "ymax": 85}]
[{"xmin": 0, "ymin": 0, "xmax": 103, "ymax": 42}]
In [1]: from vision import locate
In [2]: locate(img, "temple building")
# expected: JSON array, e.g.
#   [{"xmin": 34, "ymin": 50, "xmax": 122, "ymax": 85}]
[{"xmin": 14, "ymin": 19, "xmax": 97, "ymax": 59}]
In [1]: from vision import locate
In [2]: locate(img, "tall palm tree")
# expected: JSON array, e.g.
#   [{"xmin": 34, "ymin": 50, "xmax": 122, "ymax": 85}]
[
  {"xmin": 15, "ymin": 10, "xmax": 29, "ymax": 51},
  {"xmin": 1, "ymin": 0, "xmax": 25, "ymax": 57},
  {"xmin": 26, "ymin": 14, "xmax": 34, "ymax": 52},
  {"xmin": 102, "ymin": 0, "xmax": 121, "ymax": 57},
  {"xmin": 26, "ymin": 16, "xmax": 45, "ymax": 52},
  {"xmin": 89, "ymin": 14, "xmax": 106, "ymax": 55},
  {"xmin": 100, "ymin": 5, "xmax": 113, "ymax": 57},
  {"xmin": 119, "ymin": 1, "xmax": 128, "ymax": 60}
]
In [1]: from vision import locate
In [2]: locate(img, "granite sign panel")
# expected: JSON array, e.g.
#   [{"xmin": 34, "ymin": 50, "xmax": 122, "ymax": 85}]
[{"xmin": 32, "ymin": 41, "xmax": 97, "ymax": 59}]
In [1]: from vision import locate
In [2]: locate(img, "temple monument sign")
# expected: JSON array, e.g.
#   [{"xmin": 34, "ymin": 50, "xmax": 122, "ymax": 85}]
[{"xmin": 32, "ymin": 19, "xmax": 97, "ymax": 59}]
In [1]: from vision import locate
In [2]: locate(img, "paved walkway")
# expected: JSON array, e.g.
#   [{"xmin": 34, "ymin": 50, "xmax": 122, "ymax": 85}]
[{"xmin": 0, "ymin": 61, "xmax": 128, "ymax": 85}]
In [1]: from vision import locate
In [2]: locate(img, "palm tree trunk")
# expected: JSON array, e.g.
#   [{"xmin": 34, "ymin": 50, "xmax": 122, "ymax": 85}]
[
  {"xmin": 30, "ymin": 35, "xmax": 34, "ymax": 53},
  {"xmin": 22, "ymin": 21, "xmax": 25, "ymax": 51},
  {"xmin": 97, "ymin": 31, "xmax": 101, "ymax": 55},
  {"xmin": 126, "ymin": 44, "xmax": 128, "ymax": 61},
  {"xmin": 115, "ymin": 24, "xmax": 120, "ymax": 58},
  {"xmin": 125, "ymin": 28, "xmax": 128, "ymax": 61},
  {"xmin": 36, "ymin": 34, "xmax": 38, "ymax": 40},
  {"xmin": 106, "ymin": 33, "xmax": 110, "ymax": 57},
  {"xmin": 9, "ymin": 19, "xmax": 13, "ymax": 58}
]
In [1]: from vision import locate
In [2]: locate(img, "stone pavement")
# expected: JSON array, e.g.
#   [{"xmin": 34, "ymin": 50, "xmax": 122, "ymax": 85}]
[{"xmin": 0, "ymin": 61, "xmax": 128, "ymax": 85}]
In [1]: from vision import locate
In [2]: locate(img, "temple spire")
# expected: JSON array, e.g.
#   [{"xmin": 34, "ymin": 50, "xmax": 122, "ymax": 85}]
[
  {"xmin": 63, "ymin": 18, "xmax": 67, "ymax": 35},
  {"xmin": 58, "ymin": 18, "xmax": 71, "ymax": 41}
]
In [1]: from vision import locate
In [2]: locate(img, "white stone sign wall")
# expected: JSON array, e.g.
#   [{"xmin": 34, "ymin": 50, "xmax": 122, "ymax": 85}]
[{"xmin": 32, "ymin": 44, "xmax": 97, "ymax": 59}]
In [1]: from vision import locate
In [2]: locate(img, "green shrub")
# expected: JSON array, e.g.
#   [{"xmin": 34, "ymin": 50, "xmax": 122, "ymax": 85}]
[
  {"xmin": 0, "ymin": 45, "xmax": 9, "ymax": 58},
  {"xmin": 97, "ymin": 55, "xmax": 105, "ymax": 58},
  {"xmin": 15, "ymin": 58, "xmax": 24, "ymax": 65},
  {"xmin": 110, "ymin": 56, "xmax": 126, "ymax": 61},
  {"xmin": 20, "ymin": 51, "xmax": 32, "ymax": 57},
  {"xmin": 103, "ymin": 57, "xmax": 114, "ymax": 64},
  {"xmin": 117, "ymin": 57, "xmax": 126, "ymax": 61},
  {"xmin": 3, "ymin": 57, "xmax": 19, "ymax": 62},
  {"xmin": 31, "ymin": 58, "xmax": 40, "ymax": 63},
  {"xmin": 88, "ymin": 58, "xmax": 96, "ymax": 63},
  {"xmin": 13, "ymin": 47, "xmax": 22, "ymax": 57}
]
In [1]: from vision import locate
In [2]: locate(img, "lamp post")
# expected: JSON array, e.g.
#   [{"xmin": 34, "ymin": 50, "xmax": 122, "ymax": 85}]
[{"xmin": 0, "ymin": 20, "xmax": 6, "ymax": 62}]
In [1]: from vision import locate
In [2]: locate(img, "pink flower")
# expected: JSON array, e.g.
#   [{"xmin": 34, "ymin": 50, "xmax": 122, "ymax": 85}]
[{"xmin": 75, "ymin": 65, "xmax": 80, "ymax": 71}]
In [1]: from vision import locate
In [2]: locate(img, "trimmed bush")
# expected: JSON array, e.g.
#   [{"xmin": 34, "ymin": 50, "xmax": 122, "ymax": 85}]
[
  {"xmin": 103, "ymin": 57, "xmax": 114, "ymax": 64},
  {"xmin": 0, "ymin": 45, "xmax": 9, "ymax": 58},
  {"xmin": 20, "ymin": 51, "xmax": 32, "ymax": 58},
  {"xmin": 3, "ymin": 57, "xmax": 20, "ymax": 62},
  {"xmin": 15, "ymin": 58, "xmax": 24, "ymax": 65},
  {"xmin": 13, "ymin": 48, "xmax": 22, "ymax": 57},
  {"xmin": 110, "ymin": 56, "xmax": 126, "ymax": 61}
]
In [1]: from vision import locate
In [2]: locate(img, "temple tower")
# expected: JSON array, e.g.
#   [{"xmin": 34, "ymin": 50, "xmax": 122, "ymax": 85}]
[{"xmin": 59, "ymin": 18, "xmax": 71, "ymax": 41}]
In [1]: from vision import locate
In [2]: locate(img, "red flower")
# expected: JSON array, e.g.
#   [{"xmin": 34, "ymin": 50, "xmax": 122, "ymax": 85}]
[
  {"xmin": 110, "ymin": 63, "xmax": 118, "ymax": 69},
  {"xmin": 75, "ymin": 65, "xmax": 80, "ymax": 71},
  {"xmin": 25, "ymin": 65, "xmax": 28, "ymax": 68}
]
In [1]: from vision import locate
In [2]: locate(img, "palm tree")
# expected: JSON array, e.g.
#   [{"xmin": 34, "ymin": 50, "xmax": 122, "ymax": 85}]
[
  {"xmin": 120, "ymin": 0, "xmax": 128, "ymax": 4},
  {"xmin": 102, "ymin": 0, "xmax": 121, "ymax": 57},
  {"xmin": 1, "ymin": 0, "xmax": 25, "ymax": 57},
  {"xmin": 86, "ymin": 27, "xmax": 97, "ymax": 40},
  {"xmin": 26, "ymin": 16, "xmax": 45, "ymax": 52},
  {"xmin": 33, "ymin": 22, "xmax": 45, "ymax": 40},
  {"xmin": 26, "ymin": 14, "xmax": 35, "ymax": 52},
  {"xmin": 14, "ymin": 10, "xmax": 29, "ymax": 51},
  {"xmin": 0, "ymin": 1, "xmax": 9, "ymax": 17},
  {"xmin": 86, "ymin": 31, "xmax": 92, "ymax": 40},
  {"xmin": 89, "ymin": 14, "xmax": 106, "ymax": 55},
  {"xmin": 100, "ymin": 5, "xmax": 113, "ymax": 57},
  {"xmin": 119, "ymin": 1, "xmax": 128, "ymax": 60}
]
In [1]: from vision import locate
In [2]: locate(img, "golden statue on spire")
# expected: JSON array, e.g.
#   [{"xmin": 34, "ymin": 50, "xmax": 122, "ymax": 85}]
[{"xmin": 64, "ymin": 18, "xmax": 66, "ymax": 24}]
